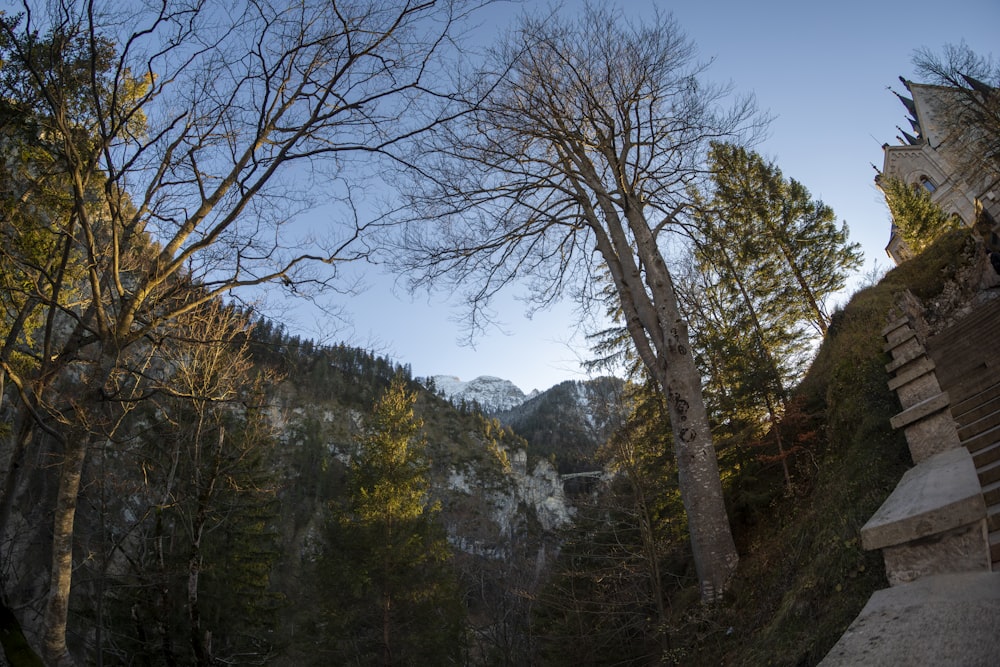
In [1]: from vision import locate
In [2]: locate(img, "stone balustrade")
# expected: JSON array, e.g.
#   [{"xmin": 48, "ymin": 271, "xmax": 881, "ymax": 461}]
[
  {"xmin": 821, "ymin": 309, "xmax": 997, "ymax": 665},
  {"xmin": 860, "ymin": 446, "xmax": 989, "ymax": 585},
  {"xmin": 866, "ymin": 316, "xmax": 989, "ymax": 585},
  {"xmin": 882, "ymin": 316, "xmax": 960, "ymax": 462}
]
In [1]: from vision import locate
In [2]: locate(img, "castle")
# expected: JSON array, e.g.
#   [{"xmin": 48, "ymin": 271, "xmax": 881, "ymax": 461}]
[{"xmin": 878, "ymin": 77, "xmax": 1000, "ymax": 263}]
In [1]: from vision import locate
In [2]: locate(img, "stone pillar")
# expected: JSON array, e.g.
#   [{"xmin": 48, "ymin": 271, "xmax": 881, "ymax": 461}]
[
  {"xmin": 882, "ymin": 317, "xmax": 961, "ymax": 463},
  {"xmin": 861, "ymin": 447, "xmax": 989, "ymax": 586}
]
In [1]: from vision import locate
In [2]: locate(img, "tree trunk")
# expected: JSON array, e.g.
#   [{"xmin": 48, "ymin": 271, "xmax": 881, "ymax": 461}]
[
  {"xmin": 42, "ymin": 435, "xmax": 87, "ymax": 667},
  {"xmin": 41, "ymin": 350, "xmax": 117, "ymax": 665},
  {"xmin": 658, "ymin": 320, "xmax": 738, "ymax": 602},
  {"xmin": 629, "ymin": 215, "xmax": 739, "ymax": 602},
  {"xmin": 764, "ymin": 393, "xmax": 793, "ymax": 493},
  {"xmin": 593, "ymin": 217, "xmax": 739, "ymax": 602}
]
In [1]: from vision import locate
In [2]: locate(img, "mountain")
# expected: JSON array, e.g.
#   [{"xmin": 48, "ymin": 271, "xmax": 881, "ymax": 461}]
[
  {"xmin": 427, "ymin": 373, "xmax": 628, "ymax": 475},
  {"xmin": 429, "ymin": 374, "xmax": 537, "ymax": 413},
  {"xmin": 496, "ymin": 377, "xmax": 626, "ymax": 475}
]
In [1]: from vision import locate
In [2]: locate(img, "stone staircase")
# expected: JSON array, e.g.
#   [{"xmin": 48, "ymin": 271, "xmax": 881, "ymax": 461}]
[
  {"xmin": 926, "ymin": 297, "xmax": 1000, "ymax": 568},
  {"xmin": 821, "ymin": 294, "xmax": 1000, "ymax": 666}
]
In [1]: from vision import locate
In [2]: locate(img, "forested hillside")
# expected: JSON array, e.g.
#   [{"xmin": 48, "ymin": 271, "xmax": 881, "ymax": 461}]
[
  {"xmin": 2, "ymin": 227, "xmax": 974, "ymax": 665},
  {"xmin": 1, "ymin": 0, "xmax": 994, "ymax": 664},
  {"xmin": 495, "ymin": 377, "xmax": 625, "ymax": 476}
]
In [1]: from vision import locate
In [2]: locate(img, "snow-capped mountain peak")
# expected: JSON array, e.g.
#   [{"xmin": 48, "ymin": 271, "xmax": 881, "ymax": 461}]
[{"xmin": 429, "ymin": 375, "xmax": 529, "ymax": 414}]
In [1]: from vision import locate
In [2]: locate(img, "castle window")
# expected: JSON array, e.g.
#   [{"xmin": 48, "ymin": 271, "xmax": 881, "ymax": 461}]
[{"xmin": 919, "ymin": 175, "xmax": 937, "ymax": 193}]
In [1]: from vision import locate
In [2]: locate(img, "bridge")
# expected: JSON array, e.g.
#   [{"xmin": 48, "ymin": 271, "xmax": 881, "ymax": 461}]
[{"xmin": 559, "ymin": 470, "xmax": 604, "ymax": 482}]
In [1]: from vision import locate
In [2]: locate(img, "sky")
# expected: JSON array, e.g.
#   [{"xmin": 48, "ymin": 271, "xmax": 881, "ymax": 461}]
[{"xmin": 279, "ymin": 0, "xmax": 999, "ymax": 394}]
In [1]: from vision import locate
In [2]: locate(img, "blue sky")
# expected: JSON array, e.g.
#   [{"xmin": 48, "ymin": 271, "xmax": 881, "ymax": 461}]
[{"xmin": 281, "ymin": 0, "xmax": 998, "ymax": 394}]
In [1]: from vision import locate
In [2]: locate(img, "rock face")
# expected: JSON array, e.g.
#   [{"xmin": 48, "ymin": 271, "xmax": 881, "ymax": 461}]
[
  {"xmin": 430, "ymin": 375, "xmax": 530, "ymax": 414},
  {"xmin": 275, "ymin": 385, "xmax": 575, "ymax": 566},
  {"xmin": 443, "ymin": 447, "xmax": 573, "ymax": 557},
  {"xmin": 498, "ymin": 449, "xmax": 573, "ymax": 532}
]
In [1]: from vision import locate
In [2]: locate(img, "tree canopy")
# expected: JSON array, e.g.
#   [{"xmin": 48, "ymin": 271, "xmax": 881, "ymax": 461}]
[
  {"xmin": 396, "ymin": 5, "xmax": 766, "ymax": 600},
  {"xmin": 912, "ymin": 43, "xmax": 1000, "ymax": 184},
  {"xmin": 0, "ymin": 1, "xmax": 480, "ymax": 662},
  {"xmin": 880, "ymin": 175, "xmax": 963, "ymax": 257}
]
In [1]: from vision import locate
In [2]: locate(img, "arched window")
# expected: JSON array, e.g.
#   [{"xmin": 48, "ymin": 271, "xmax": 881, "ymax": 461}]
[{"xmin": 919, "ymin": 175, "xmax": 937, "ymax": 193}]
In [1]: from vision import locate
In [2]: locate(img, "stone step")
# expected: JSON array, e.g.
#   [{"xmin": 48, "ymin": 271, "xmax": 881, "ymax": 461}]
[
  {"xmin": 930, "ymin": 346, "xmax": 989, "ymax": 386},
  {"xmin": 964, "ymin": 423, "xmax": 1000, "ymax": 454},
  {"xmin": 989, "ymin": 504, "xmax": 1000, "ymax": 533},
  {"xmin": 944, "ymin": 368, "xmax": 999, "ymax": 406},
  {"xmin": 927, "ymin": 299, "xmax": 1000, "ymax": 358},
  {"xmin": 952, "ymin": 382, "xmax": 1000, "ymax": 421},
  {"xmin": 974, "ymin": 442, "xmax": 1000, "ymax": 470},
  {"xmin": 956, "ymin": 397, "xmax": 1000, "ymax": 435},
  {"xmin": 980, "ymin": 458, "xmax": 1000, "ymax": 487},
  {"xmin": 984, "ymin": 478, "xmax": 1000, "ymax": 507},
  {"xmin": 930, "ymin": 338, "xmax": 991, "ymax": 369},
  {"xmin": 819, "ymin": 572, "xmax": 1000, "ymax": 666},
  {"xmin": 958, "ymin": 406, "xmax": 1000, "ymax": 441},
  {"xmin": 931, "ymin": 342, "xmax": 988, "ymax": 372},
  {"xmin": 927, "ymin": 299, "xmax": 1000, "ymax": 398}
]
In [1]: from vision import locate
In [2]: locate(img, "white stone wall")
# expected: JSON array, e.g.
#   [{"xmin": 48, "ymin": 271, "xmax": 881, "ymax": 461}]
[{"xmin": 881, "ymin": 83, "xmax": 1000, "ymax": 263}]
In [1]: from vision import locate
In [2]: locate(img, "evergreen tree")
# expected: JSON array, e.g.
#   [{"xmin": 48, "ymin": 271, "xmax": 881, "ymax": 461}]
[
  {"xmin": 879, "ymin": 175, "xmax": 962, "ymax": 257},
  {"xmin": 684, "ymin": 144, "xmax": 861, "ymax": 489},
  {"xmin": 534, "ymin": 381, "xmax": 686, "ymax": 666},
  {"xmin": 322, "ymin": 376, "xmax": 465, "ymax": 666},
  {"xmin": 701, "ymin": 143, "xmax": 862, "ymax": 336},
  {"xmin": 96, "ymin": 301, "xmax": 281, "ymax": 665}
]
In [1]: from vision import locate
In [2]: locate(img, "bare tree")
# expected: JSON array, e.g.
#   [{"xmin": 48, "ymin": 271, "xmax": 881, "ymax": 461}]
[
  {"xmin": 0, "ymin": 0, "xmax": 482, "ymax": 663},
  {"xmin": 911, "ymin": 44, "xmax": 1000, "ymax": 198},
  {"xmin": 395, "ymin": 6, "xmax": 765, "ymax": 601}
]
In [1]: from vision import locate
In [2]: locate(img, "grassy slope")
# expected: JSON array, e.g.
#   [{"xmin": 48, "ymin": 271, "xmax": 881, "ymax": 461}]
[{"xmin": 666, "ymin": 230, "xmax": 970, "ymax": 666}]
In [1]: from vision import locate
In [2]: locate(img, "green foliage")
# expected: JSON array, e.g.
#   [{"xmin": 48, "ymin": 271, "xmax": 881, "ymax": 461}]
[
  {"xmin": 683, "ymin": 143, "xmax": 862, "ymax": 481},
  {"xmin": 700, "ymin": 142, "xmax": 863, "ymax": 337},
  {"xmin": 879, "ymin": 175, "xmax": 963, "ymax": 256},
  {"xmin": 660, "ymin": 229, "xmax": 973, "ymax": 666},
  {"xmin": 319, "ymin": 376, "xmax": 466, "ymax": 666},
  {"xmin": 350, "ymin": 376, "xmax": 432, "ymax": 525},
  {"xmin": 244, "ymin": 317, "xmax": 411, "ymax": 408}
]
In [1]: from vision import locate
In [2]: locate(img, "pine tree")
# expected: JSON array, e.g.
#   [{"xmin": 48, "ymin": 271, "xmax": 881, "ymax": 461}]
[
  {"xmin": 684, "ymin": 144, "xmax": 862, "ymax": 489},
  {"xmin": 702, "ymin": 143, "xmax": 862, "ymax": 336},
  {"xmin": 879, "ymin": 175, "xmax": 962, "ymax": 257},
  {"xmin": 322, "ymin": 376, "xmax": 465, "ymax": 666}
]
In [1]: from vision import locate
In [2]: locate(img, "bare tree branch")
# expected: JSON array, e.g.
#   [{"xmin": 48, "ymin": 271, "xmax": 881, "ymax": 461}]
[{"xmin": 392, "ymin": 4, "xmax": 767, "ymax": 601}]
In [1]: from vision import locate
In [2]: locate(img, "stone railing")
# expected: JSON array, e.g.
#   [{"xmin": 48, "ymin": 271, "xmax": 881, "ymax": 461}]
[
  {"xmin": 860, "ymin": 316, "xmax": 990, "ymax": 584},
  {"xmin": 820, "ymin": 312, "xmax": 997, "ymax": 665}
]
